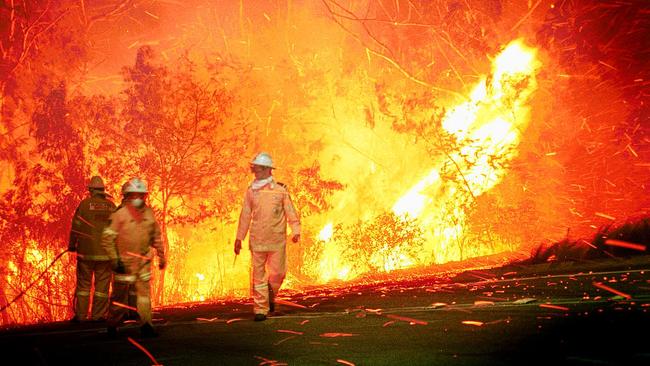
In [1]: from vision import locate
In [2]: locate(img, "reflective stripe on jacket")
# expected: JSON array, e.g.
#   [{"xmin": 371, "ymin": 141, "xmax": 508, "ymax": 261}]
[{"xmin": 236, "ymin": 179, "xmax": 301, "ymax": 252}]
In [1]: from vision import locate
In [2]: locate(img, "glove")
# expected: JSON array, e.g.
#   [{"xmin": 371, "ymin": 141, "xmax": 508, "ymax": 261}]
[
  {"xmin": 159, "ymin": 258, "xmax": 167, "ymax": 270},
  {"xmin": 234, "ymin": 239, "xmax": 242, "ymax": 255},
  {"xmin": 291, "ymin": 234, "xmax": 300, "ymax": 243},
  {"xmin": 68, "ymin": 240, "xmax": 77, "ymax": 252},
  {"xmin": 113, "ymin": 260, "xmax": 126, "ymax": 274}
]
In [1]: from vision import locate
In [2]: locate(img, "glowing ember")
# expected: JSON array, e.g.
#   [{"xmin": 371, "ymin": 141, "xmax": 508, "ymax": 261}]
[
  {"xmin": 593, "ymin": 282, "xmax": 632, "ymax": 299},
  {"xmin": 336, "ymin": 360, "xmax": 356, "ymax": 366},
  {"xmin": 277, "ymin": 329, "xmax": 304, "ymax": 335},
  {"xmin": 320, "ymin": 333, "xmax": 359, "ymax": 338},
  {"xmin": 539, "ymin": 304, "xmax": 570, "ymax": 311},
  {"xmin": 226, "ymin": 318, "xmax": 244, "ymax": 324},
  {"xmin": 385, "ymin": 314, "xmax": 428, "ymax": 326},
  {"xmin": 112, "ymin": 302, "xmax": 137, "ymax": 312},
  {"xmin": 196, "ymin": 317, "xmax": 219, "ymax": 322},
  {"xmin": 274, "ymin": 299, "xmax": 308, "ymax": 309},
  {"xmin": 462, "ymin": 321, "xmax": 484, "ymax": 327},
  {"xmin": 603, "ymin": 240, "xmax": 646, "ymax": 251}
]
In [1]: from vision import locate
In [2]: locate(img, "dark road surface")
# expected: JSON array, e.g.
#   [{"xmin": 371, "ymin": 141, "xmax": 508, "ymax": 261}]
[{"xmin": 2, "ymin": 262, "xmax": 650, "ymax": 365}]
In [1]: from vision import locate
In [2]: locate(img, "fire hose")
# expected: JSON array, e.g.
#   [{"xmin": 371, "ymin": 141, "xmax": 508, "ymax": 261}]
[{"xmin": 0, "ymin": 249, "xmax": 69, "ymax": 313}]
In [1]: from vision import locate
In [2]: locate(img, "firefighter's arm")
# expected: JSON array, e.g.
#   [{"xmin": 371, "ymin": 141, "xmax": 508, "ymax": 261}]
[
  {"xmin": 151, "ymin": 220, "xmax": 166, "ymax": 269},
  {"xmin": 283, "ymin": 189, "xmax": 301, "ymax": 242},
  {"xmin": 101, "ymin": 212, "xmax": 120, "ymax": 264},
  {"xmin": 234, "ymin": 189, "xmax": 253, "ymax": 254},
  {"xmin": 235, "ymin": 189, "xmax": 253, "ymax": 242}
]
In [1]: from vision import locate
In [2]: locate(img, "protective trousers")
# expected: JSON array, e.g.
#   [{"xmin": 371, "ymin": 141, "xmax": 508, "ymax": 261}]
[
  {"xmin": 107, "ymin": 263, "xmax": 153, "ymax": 327},
  {"xmin": 251, "ymin": 249, "xmax": 286, "ymax": 315},
  {"xmin": 74, "ymin": 260, "xmax": 111, "ymax": 320}
]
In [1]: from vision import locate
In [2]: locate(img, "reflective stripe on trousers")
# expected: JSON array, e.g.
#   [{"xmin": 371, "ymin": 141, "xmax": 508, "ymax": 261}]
[
  {"xmin": 74, "ymin": 260, "xmax": 112, "ymax": 321},
  {"xmin": 108, "ymin": 264, "xmax": 153, "ymax": 327},
  {"xmin": 114, "ymin": 274, "xmax": 137, "ymax": 283}
]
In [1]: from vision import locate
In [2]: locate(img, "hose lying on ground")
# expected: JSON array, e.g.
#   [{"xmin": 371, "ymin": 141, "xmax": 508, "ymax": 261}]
[{"xmin": 0, "ymin": 249, "xmax": 69, "ymax": 313}]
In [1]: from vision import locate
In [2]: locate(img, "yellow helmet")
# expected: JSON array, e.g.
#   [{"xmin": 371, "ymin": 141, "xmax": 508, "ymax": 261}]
[{"xmin": 88, "ymin": 176, "xmax": 105, "ymax": 189}]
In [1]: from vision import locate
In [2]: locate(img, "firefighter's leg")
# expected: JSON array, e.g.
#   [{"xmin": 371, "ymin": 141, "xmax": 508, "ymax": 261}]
[
  {"xmin": 107, "ymin": 275, "xmax": 134, "ymax": 328},
  {"xmin": 127, "ymin": 284, "xmax": 139, "ymax": 320},
  {"xmin": 91, "ymin": 261, "xmax": 112, "ymax": 320},
  {"xmin": 74, "ymin": 260, "xmax": 93, "ymax": 320},
  {"xmin": 134, "ymin": 278, "xmax": 152, "ymax": 326},
  {"xmin": 251, "ymin": 251, "xmax": 270, "ymax": 315},
  {"xmin": 267, "ymin": 248, "xmax": 287, "ymax": 303}
]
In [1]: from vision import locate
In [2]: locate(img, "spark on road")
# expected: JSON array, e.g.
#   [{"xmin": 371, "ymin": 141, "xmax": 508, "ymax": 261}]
[
  {"xmin": 593, "ymin": 282, "xmax": 632, "ymax": 299},
  {"xmin": 539, "ymin": 304, "xmax": 570, "ymax": 311},
  {"xmin": 386, "ymin": 314, "xmax": 428, "ymax": 325}
]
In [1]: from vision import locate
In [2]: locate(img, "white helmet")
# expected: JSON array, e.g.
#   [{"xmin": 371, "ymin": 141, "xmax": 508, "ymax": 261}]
[
  {"xmin": 123, "ymin": 178, "xmax": 148, "ymax": 193},
  {"xmin": 250, "ymin": 152, "xmax": 274, "ymax": 168}
]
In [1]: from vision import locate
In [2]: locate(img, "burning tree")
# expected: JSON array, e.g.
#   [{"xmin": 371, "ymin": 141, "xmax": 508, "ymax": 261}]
[
  {"xmin": 107, "ymin": 46, "xmax": 250, "ymax": 302},
  {"xmin": 0, "ymin": 81, "xmax": 85, "ymax": 324}
]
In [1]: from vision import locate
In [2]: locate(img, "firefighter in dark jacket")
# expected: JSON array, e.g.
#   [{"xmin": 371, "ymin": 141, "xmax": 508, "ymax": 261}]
[{"xmin": 69, "ymin": 176, "xmax": 116, "ymax": 322}]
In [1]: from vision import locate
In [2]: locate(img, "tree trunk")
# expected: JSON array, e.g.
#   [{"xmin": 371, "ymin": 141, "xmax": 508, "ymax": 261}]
[
  {"xmin": 155, "ymin": 200, "xmax": 169, "ymax": 304},
  {"xmin": 0, "ymin": 283, "xmax": 11, "ymax": 325}
]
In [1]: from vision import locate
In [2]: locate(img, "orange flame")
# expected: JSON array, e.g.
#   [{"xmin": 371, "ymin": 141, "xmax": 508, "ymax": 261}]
[{"xmin": 316, "ymin": 39, "xmax": 541, "ymax": 282}]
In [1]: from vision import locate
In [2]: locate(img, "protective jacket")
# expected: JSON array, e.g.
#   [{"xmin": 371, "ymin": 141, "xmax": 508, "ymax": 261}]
[
  {"xmin": 236, "ymin": 178, "xmax": 301, "ymax": 252},
  {"xmin": 101, "ymin": 205, "xmax": 165, "ymax": 269},
  {"xmin": 69, "ymin": 194, "xmax": 116, "ymax": 261},
  {"xmin": 102, "ymin": 203, "xmax": 164, "ymax": 328}
]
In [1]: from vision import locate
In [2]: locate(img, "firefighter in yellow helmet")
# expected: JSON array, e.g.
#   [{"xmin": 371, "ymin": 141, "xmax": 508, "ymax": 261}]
[
  {"xmin": 234, "ymin": 152, "xmax": 301, "ymax": 321},
  {"xmin": 102, "ymin": 178, "xmax": 166, "ymax": 337},
  {"xmin": 68, "ymin": 175, "xmax": 116, "ymax": 322}
]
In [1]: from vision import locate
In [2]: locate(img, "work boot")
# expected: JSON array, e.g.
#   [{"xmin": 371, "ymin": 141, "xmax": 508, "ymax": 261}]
[
  {"xmin": 268, "ymin": 283, "xmax": 275, "ymax": 313},
  {"xmin": 140, "ymin": 323, "xmax": 158, "ymax": 338},
  {"xmin": 254, "ymin": 314, "xmax": 267, "ymax": 322},
  {"xmin": 107, "ymin": 326, "xmax": 117, "ymax": 339}
]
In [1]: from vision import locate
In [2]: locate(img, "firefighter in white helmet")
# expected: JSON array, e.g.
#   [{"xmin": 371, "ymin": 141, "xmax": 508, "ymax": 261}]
[
  {"xmin": 234, "ymin": 152, "xmax": 301, "ymax": 321},
  {"xmin": 68, "ymin": 176, "xmax": 116, "ymax": 322},
  {"xmin": 102, "ymin": 178, "xmax": 166, "ymax": 337},
  {"xmin": 115, "ymin": 180, "xmax": 139, "ymax": 320}
]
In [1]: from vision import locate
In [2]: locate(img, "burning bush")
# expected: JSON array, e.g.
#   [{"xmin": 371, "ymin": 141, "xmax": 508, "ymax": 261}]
[{"xmin": 307, "ymin": 212, "xmax": 425, "ymax": 282}]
